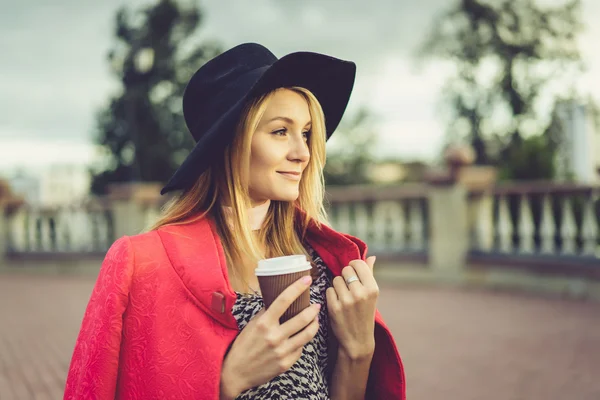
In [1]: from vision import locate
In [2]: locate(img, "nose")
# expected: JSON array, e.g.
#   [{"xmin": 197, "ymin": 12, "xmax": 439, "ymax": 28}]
[{"xmin": 287, "ymin": 134, "xmax": 310, "ymax": 164}]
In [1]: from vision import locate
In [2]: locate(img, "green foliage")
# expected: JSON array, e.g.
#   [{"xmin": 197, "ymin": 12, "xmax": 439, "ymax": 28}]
[
  {"xmin": 418, "ymin": 0, "xmax": 584, "ymax": 178},
  {"xmin": 90, "ymin": 0, "xmax": 221, "ymax": 194},
  {"xmin": 324, "ymin": 108, "xmax": 378, "ymax": 185},
  {"xmin": 498, "ymin": 134, "xmax": 555, "ymax": 180}
]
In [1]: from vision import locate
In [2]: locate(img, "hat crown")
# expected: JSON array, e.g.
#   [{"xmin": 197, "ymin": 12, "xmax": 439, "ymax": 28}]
[{"xmin": 182, "ymin": 43, "xmax": 278, "ymax": 141}]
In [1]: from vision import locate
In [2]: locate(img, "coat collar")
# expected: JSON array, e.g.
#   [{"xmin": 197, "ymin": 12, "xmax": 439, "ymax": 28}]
[{"xmin": 156, "ymin": 211, "xmax": 368, "ymax": 329}]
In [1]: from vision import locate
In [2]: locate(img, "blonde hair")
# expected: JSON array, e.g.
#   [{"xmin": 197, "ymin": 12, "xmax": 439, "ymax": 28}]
[{"xmin": 150, "ymin": 87, "xmax": 329, "ymax": 289}]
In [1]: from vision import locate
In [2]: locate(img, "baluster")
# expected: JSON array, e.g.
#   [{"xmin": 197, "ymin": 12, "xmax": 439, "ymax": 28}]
[
  {"xmin": 518, "ymin": 195, "xmax": 534, "ymax": 254},
  {"xmin": 28, "ymin": 209, "xmax": 39, "ymax": 252},
  {"xmin": 70, "ymin": 209, "xmax": 91, "ymax": 251},
  {"xmin": 83, "ymin": 211, "xmax": 95, "ymax": 251},
  {"xmin": 55, "ymin": 208, "xmax": 71, "ymax": 252},
  {"xmin": 96, "ymin": 211, "xmax": 110, "ymax": 251},
  {"xmin": 372, "ymin": 200, "xmax": 406, "ymax": 252},
  {"xmin": 372, "ymin": 201, "xmax": 390, "ymax": 250},
  {"xmin": 474, "ymin": 195, "xmax": 494, "ymax": 252},
  {"xmin": 90, "ymin": 212, "xmax": 99, "ymax": 251},
  {"xmin": 371, "ymin": 202, "xmax": 386, "ymax": 250},
  {"xmin": 8, "ymin": 209, "xmax": 27, "ymax": 252},
  {"xmin": 582, "ymin": 191, "xmax": 598, "ymax": 256},
  {"xmin": 54, "ymin": 209, "xmax": 65, "ymax": 251},
  {"xmin": 40, "ymin": 214, "xmax": 53, "ymax": 252},
  {"xmin": 353, "ymin": 203, "xmax": 370, "ymax": 242},
  {"xmin": 540, "ymin": 195, "xmax": 556, "ymax": 254},
  {"xmin": 392, "ymin": 202, "xmax": 407, "ymax": 251},
  {"xmin": 67, "ymin": 210, "xmax": 81, "ymax": 251},
  {"xmin": 560, "ymin": 197, "xmax": 577, "ymax": 255},
  {"xmin": 333, "ymin": 204, "xmax": 351, "ymax": 234},
  {"xmin": 407, "ymin": 200, "xmax": 424, "ymax": 251},
  {"xmin": 497, "ymin": 195, "xmax": 512, "ymax": 253}
]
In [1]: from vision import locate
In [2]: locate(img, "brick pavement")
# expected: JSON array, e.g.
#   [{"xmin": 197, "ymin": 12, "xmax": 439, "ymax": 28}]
[{"xmin": 1, "ymin": 274, "xmax": 599, "ymax": 400}]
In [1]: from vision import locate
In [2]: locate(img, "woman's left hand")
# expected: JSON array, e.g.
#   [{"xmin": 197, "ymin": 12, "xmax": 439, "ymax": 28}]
[{"xmin": 326, "ymin": 256, "xmax": 378, "ymax": 361}]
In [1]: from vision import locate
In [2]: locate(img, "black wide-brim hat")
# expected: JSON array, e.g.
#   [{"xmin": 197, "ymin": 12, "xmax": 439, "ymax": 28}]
[{"xmin": 160, "ymin": 42, "xmax": 356, "ymax": 195}]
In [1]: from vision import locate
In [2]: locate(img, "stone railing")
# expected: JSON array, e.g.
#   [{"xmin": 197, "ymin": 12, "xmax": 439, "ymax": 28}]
[
  {"xmin": 469, "ymin": 183, "xmax": 599, "ymax": 258},
  {"xmin": 5, "ymin": 205, "xmax": 114, "ymax": 255},
  {"xmin": 1, "ymin": 183, "xmax": 169, "ymax": 259},
  {"xmin": 2, "ymin": 183, "xmax": 430, "ymax": 259},
  {"xmin": 2, "ymin": 170, "xmax": 600, "ymax": 299},
  {"xmin": 326, "ymin": 184, "xmax": 428, "ymax": 257},
  {"xmin": 3, "ymin": 180, "xmax": 599, "ymax": 267}
]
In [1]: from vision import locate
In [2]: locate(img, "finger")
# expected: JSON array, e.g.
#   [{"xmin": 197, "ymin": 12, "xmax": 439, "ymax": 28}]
[
  {"xmin": 349, "ymin": 260, "xmax": 378, "ymax": 289},
  {"xmin": 284, "ymin": 313, "xmax": 319, "ymax": 353},
  {"xmin": 265, "ymin": 275, "xmax": 312, "ymax": 322},
  {"xmin": 341, "ymin": 265, "xmax": 364, "ymax": 293},
  {"xmin": 326, "ymin": 287, "xmax": 340, "ymax": 313},
  {"xmin": 332, "ymin": 275, "xmax": 351, "ymax": 303},
  {"xmin": 366, "ymin": 256, "xmax": 376, "ymax": 269},
  {"xmin": 326, "ymin": 286, "xmax": 338, "ymax": 303},
  {"xmin": 280, "ymin": 303, "xmax": 321, "ymax": 338}
]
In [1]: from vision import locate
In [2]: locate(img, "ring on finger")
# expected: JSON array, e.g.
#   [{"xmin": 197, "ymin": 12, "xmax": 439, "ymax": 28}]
[{"xmin": 345, "ymin": 275, "xmax": 360, "ymax": 285}]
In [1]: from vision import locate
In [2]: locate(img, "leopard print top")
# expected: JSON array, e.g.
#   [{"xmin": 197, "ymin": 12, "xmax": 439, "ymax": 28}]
[{"xmin": 232, "ymin": 246, "xmax": 332, "ymax": 399}]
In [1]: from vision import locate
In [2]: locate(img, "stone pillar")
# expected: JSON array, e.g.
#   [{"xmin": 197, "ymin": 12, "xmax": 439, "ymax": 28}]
[
  {"xmin": 427, "ymin": 183, "xmax": 469, "ymax": 276},
  {"xmin": 425, "ymin": 145, "xmax": 475, "ymax": 280},
  {"xmin": 469, "ymin": 193, "xmax": 494, "ymax": 251},
  {"xmin": 107, "ymin": 182, "xmax": 163, "ymax": 239}
]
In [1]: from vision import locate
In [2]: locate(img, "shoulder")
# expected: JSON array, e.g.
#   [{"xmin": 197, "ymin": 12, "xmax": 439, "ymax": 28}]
[
  {"xmin": 127, "ymin": 229, "xmax": 163, "ymax": 251},
  {"xmin": 103, "ymin": 230, "xmax": 164, "ymax": 272}
]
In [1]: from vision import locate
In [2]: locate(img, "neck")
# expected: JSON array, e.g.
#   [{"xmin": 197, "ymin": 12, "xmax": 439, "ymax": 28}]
[{"xmin": 223, "ymin": 199, "xmax": 271, "ymax": 231}]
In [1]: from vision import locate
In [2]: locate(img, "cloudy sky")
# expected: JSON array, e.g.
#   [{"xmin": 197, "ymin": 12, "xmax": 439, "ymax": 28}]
[{"xmin": 1, "ymin": 0, "xmax": 599, "ymax": 174}]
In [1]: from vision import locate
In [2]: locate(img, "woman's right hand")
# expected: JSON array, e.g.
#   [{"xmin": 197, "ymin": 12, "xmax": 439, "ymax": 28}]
[{"xmin": 220, "ymin": 275, "xmax": 321, "ymax": 399}]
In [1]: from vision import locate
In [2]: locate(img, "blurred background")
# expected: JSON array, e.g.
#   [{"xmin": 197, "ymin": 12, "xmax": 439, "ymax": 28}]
[{"xmin": 1, "ymin": 0, "xmax": 599, "ymax": 399}]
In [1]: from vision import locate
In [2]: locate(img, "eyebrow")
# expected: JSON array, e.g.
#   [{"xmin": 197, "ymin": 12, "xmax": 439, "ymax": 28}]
[{"xmin": 267, "ymin": 116, "xmax": 312, "ymax": 126}]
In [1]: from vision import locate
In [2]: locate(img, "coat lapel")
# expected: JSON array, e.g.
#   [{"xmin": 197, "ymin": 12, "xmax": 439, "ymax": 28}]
[{"xmin": 156, "ymin": 217, "xmax": 239, "ymax": 330}]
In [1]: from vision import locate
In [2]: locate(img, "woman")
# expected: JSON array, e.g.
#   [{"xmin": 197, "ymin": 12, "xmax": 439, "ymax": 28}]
[{"xmin": 64, "ymin": 43, "xmax": 406, "ymax": 399}]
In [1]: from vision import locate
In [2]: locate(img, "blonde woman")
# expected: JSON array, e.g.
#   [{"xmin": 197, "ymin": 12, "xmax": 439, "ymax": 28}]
[{"xmin": 64, "ymin": 43, "xmax": 406, "ymax": 400}]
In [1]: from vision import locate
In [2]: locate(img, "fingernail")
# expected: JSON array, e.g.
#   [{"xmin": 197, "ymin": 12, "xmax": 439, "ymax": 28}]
[
  {"xmin": 315, "ymin": 303, "xmax": 321, "ymax": 310},
  {"xmin": 302, "ymin": 276, "xmax": 312, "ymax": 285}
]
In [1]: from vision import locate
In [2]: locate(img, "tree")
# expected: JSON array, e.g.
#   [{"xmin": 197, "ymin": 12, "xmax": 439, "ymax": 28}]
[
  {"xmin": 418, "ymin": 0, "xmax": 585, "ymax": 178},
  {"xmin": 90, "ymin": 0, "xmax": 221, "ymax": 194},
  {"xmin": 324, "ymin": 108, "xmax": 379, "ymax": 185}
]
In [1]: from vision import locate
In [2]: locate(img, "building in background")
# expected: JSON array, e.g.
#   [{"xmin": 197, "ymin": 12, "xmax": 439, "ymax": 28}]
[
  {"xmin": 39, "ymin": 164, "xmax": 91, "ymax": 208},
  {"xmin": 8, "ymin": 169, "xmax": 41, "ymax": 206},
  {"xmin": 555, "ymin": 101, "xmax": 600, "ymax": 183},
  {"xmin": 7, "ymin": 164, "xmax": 90, "ymax": 208}
]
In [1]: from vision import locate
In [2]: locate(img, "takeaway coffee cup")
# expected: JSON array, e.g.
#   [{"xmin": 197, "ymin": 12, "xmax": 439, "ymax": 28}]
[{"xmin": 255, "ymin": 255, "xmax": 312, "ymax": 323}]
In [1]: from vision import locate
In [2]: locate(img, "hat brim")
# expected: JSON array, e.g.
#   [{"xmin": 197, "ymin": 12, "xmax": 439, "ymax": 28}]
[{"xmin": 161, "ymin": 52, "xmax": 356, "ymax": 195}]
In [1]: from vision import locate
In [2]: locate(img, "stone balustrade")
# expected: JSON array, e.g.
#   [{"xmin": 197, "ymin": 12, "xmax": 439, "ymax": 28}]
[{"xmin": 1, "ymin": 176, "xmax": 599, "ymax": 299}]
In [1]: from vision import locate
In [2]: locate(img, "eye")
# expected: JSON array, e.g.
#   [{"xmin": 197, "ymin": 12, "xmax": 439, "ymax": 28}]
[
  {"xmin": 272, "ymin": 128, "xmax": 287, "ymax": 136},
  {"xmin": 302, "ymin": 130, "xmax": 311, "ymax": 140}
]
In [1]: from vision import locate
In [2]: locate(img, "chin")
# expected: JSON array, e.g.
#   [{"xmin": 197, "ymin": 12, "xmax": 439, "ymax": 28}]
[{"xmin": 271, "ymin": 190, "xmax": 300, "ymax": 202}]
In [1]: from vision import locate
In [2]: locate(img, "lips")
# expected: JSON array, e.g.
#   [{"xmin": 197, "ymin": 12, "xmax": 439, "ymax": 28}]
[{"xmin": 277, "ymin": 171, "xmax": 302, "ymax": 181}]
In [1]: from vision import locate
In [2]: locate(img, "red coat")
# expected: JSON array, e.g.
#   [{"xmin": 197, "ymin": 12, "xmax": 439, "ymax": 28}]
[{"xmin": 64, "ymin": 216, "xmax": 406, "ymax": 399}]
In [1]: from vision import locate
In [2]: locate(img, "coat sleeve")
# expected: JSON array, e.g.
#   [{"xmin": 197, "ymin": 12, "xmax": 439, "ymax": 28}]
[{"xmin": 63, "ymin": 236, "xmax": 134, "ymax": 400}]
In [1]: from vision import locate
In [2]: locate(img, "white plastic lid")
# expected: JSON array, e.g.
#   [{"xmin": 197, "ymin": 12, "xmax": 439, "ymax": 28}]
[{"xmin": 255, "ymin": 255, "xmax": 312, "ymax": 276}]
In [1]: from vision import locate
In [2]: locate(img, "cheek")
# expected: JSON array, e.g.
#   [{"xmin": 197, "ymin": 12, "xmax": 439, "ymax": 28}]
[{"xmin": 250, "ymin": 141, "xmax": 280, "ymax": 170}]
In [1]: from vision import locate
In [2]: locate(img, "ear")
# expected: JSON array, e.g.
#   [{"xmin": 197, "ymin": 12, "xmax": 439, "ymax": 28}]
[{"xmin": 366, "ymin": 255, "xmax": 376, "ymax": 269}]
